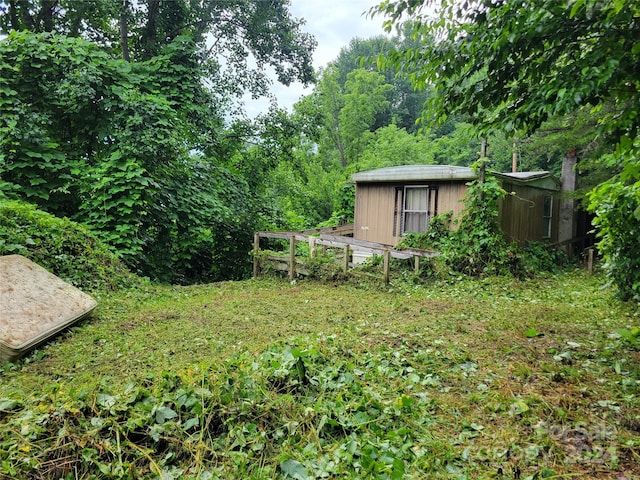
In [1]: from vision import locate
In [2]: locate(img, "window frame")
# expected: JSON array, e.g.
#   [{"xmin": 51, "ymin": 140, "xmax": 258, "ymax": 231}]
[
  {"xmin": 542, "ymin": 195, "xmax": 553, "ymax": 239},
  {"xmin": 402, "ymin": 185, "xmax": 430, "ymax": 235}
]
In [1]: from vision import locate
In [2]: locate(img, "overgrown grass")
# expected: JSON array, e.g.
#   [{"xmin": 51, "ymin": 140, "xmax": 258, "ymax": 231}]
[{"xmin": 1, "ymin": 271, "xmax": 639, "ymax": 479}]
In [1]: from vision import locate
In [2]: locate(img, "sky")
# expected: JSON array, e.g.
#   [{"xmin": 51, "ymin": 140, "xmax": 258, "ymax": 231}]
[{"xmin": 243, "ymin": 0, "xmax": 389, "ymax": 117}]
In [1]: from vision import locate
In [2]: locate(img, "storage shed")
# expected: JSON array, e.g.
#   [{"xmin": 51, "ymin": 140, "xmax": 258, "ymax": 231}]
[
  {"xmin": 494, "ymin": 171, "xmax": 561, "ymax": 246},
  {"xmin": 351, "ymin": 165, "xmax": 563, "ymax": 248}
]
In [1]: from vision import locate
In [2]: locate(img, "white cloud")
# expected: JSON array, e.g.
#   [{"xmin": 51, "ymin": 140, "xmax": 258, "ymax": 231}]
[{"xmin": 243, "ymin": 0, "xmax": 387, "ymax": 117}]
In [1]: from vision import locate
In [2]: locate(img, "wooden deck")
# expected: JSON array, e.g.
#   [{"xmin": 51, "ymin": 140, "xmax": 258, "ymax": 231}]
[{"xmin": 253, "ymin": 225, "xmax": 439, "ymax": 283}]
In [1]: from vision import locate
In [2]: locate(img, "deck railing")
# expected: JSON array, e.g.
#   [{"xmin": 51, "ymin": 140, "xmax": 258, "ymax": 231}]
[{"xmin": 253, "ymin": 225, "xmax": 439, "ymax": 283}]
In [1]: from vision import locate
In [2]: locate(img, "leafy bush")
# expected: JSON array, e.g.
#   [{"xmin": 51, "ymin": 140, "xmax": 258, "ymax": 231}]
[
  {"xmin": 320, "ymin": 183, "xmax": 355, "ymax": 227},
  {"xmin": 0, "ymin": 200, "xmax": 137, "ymax": 291},
  {"xmin": 0, "ymin": 339, "xmax": 459, "ymax": 479},
  {"xmin": 517, "ymin": 241, "xmax": 569, "ymax": 276},
  {"xmin": 446, "ymin": 170, "xmax": 512, "ymax": 276},
  {"xmin": 588, "ymin": 145, "xmax": 640, "ymax": 301},
  {"xmin": 396, "ymin": 211, "xmax": 453, "ymax": 252}
]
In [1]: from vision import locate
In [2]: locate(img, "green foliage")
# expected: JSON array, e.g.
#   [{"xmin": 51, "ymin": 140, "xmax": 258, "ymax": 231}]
[
  {"xmin": 0, "ymin": 200, "xmax": 136, "ymax": 291},
  {"xmin": 0, "ymin": 0, "xmax": 319, "ymax": 285},
  {"xmin": 588, "ymin": 143, "xmax": 640, "ymax": 301},
  {"xmin": 395, "ymin": 172, "xmax": 522, "ymax": 278},
  {"xmin": 326, "ymin": 183, "xmax": 356, "ymax": 226},
  {"xmin": 354, "ymin": 124, "xmax": 436, "ymax": 171},
  {"xmin": 0, "ymin": 0, "xmax": 316, "ymax": 91},
  {"xmin": 375, "ymin": 0, "xmax": 640, "ymax": 139},
  {"xmin": 615, "ymin": 327, "xmax": 640, "ymax": 347},
  {"xmin": 397, "ymin": 210, "xmax": 568, "ymax": 279},
  {"xmin": 0, "ymin": 340, "xmax": 452, "ymax": 478},
  {"xmin": 312, "ymin": 66, "xmax": 394, "ymax": 168},
  {"xmin": 445, "ymin": 168, "xmax": 511, "ymax": 276},
  {"xmin": 141, "ymin": 160, "xmax": 258, "ymax": 284},
  {"xmin": 1, "ymin": 273, "xmax": 638, "ymax": 477},
  {"xmin": 340, "ymin": 69, "xmax": 393, "ymax": 166},
  {"xmin": 396, "ymin": 211, "xmax": 453, "ymax": 251},
  {"xmin": 517, "ymin": 242, "xmax": 569, "ymax": 276},
  {"xmin": 0, "ymin": 31, "xmax": 262, "ymax": 284},
  {"xmin": 431, "ymin": 122, "xmax": 480, "ymax": 167}
]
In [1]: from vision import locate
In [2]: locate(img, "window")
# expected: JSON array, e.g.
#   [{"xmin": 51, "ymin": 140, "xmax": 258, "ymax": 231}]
[
  {"xmin": 403, "ymin": 186, "xmax": 429, "ymax": 234},
  {"xmin": 542, "ymin": 195, "xmax": 553, "ymax": 238}
]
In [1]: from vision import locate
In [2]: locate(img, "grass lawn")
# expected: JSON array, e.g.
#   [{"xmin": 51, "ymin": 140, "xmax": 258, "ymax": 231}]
[{"xmin": 1, "ymin": 269, "xmax": 639, "ymax": 479}]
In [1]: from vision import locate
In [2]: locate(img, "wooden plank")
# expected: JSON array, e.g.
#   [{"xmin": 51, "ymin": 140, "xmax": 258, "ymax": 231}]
[
  {"xmin": 269, "ymin": 262, "xmax": 310, "ymax": 276},
  {"xmin": 587, "ymin": 247, "xmax": 594, "ymax": 274},
  {"xmin": 258, "ymin": 231, "xmax": 292, "ymax": 240},
  {"xmin": 314, "ymin": 238, "xmax": 414, "ymax": 259},
  {"xmin": 289, "ymin": 236, "xmax": 296, "ymax": 281},
  {"xmin": 300, "ymin": 224, "xmax": 354, "ymax": 236},
  {"xmin": 320, "ymin": 233, "xmax": 389, "ymax": 249},
  {"xmin": 396, "ymin": 247, "xmax": 440, "ymax": 258},
  {"xmin": 343, "ymin": 245, "xmax": 349, "ymax": 274},
  {"xmin": 253, "ymin": 232, "xmax": 260, "ymax": 278},
  {"xmin": 309, "ymin": 236, "xmax": 317, "ymax": 258},
  {"xmin": 383, "ymin": 249, "xmax": 390, "ymax": 284}
]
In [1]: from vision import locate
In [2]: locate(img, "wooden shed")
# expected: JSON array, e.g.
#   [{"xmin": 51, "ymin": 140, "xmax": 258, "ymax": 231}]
[
  {"xmin": 351, "ymin": 165, "xmax": 562, "ymax": 247},
  {"xmin": 494, "ymin": 171, "xmax": 561, "ymax": 246}
]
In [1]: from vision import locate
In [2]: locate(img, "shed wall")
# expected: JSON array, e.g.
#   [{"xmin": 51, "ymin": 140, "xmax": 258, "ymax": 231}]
[{"xmin": 499, "ymin": 182, "xmax": 559, "ymax": 246}]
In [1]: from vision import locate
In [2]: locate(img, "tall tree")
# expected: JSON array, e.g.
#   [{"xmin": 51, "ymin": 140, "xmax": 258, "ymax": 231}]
[
  {"xmin": 314, "ymin": 66, "xmax": 392, "ymax": 168},
  {"xmin": 374, "ymin": 0, "xmax": 640, "ymax": 299},
  {"xmin": 0, "ymin": 0, "xmax": 316, "ymax": 105},
  {"xmin": 0, "ymin": 0, "xmax": 318, "ymax": 283},
  {"xmin": 332, "ymin": 34, "xmax": 432, "ymax": 132},
  {"xmin": 340, "ymin": 69, "xmax": 392, "ymax": 166}
]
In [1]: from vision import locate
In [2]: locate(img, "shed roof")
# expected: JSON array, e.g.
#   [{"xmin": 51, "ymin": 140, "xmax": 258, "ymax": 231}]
[
  {"xmin": 494, "ymin": 171, "xmax": 561, "ymax": 190},
  {"xmin": 351, "ymin": 165, "xmax": 560, "ymax": 190},
  {"xmin": 351, "ymin": 165, "xmax": 477, "ymax": 183}
]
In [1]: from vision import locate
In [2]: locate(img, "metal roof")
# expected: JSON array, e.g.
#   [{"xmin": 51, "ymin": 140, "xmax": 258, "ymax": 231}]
[
  {"xmin": 351, "ymin": 165, "xmax": 477, "ymax": 183},
  {"xmin": 495, "ymin": 171, "xmax": 551, "ymax": 181},
  {"xmin": 494, "ymin": 171, "xmax": 560, "ymax": 190},
  {"xmin": 351, "ymin": 165, "xmax": 560, "ymax": 189}
]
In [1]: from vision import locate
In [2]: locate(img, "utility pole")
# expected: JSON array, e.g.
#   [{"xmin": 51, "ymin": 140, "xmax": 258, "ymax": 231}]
[{"xmin": 479, "ymin": 138, "xmax": 488, "ymax": 184}]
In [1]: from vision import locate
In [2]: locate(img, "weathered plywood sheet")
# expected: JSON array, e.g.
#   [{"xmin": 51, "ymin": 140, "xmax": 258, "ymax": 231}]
[{"xmin": 0, "ymin": 255, "xmax": 97, "ymax": 362}]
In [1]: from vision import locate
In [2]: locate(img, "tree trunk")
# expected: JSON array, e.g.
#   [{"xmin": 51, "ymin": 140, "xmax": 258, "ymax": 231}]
[
  {"xmin": 16, "ymin": 0, "xmax": 35, "ymax": 30},
  {"xmin": 141, "ymin": 0, "xmax": 161, "ymax": 59},
  {"xmin": 39, "ymin": 0, "xmax": 55, "ymax": 32},
  {"xmin": 120, "ymin": 0, "xmax": 130, "ymax": 61},
  {"xmin": 8, "ymin": 0, "xmax": 21, "ymax": 30}
]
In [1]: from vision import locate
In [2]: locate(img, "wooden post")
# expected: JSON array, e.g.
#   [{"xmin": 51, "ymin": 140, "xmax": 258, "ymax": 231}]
[
  {"xmin": 253, "ymin": 232, "xmax": 260, "ymax": 278},
  {"xmin": 414, "ymin": 255, "xmax": 420, "ymax": 273},
  {"xmin": 587, "ymin": 248, "xmax": 594, "ymax": 274},
  {"xmin": 288, "ymin": 235, "xmax": 296, "ymax": 281},
  {"xmin": 383, "ymin": 249, "xmax": 391, "ymax": 284},
  {"xmin": 479, "ymin": 138, "xmax": 488, "ymax": 185},
  {"xmin": 512, "ymin": 141, "xmax": 518, "ymax": 173},
  {"xmin": 309, "ymin": 236, "xmax": 317, "ymax": 258},
  {"xmin": 343, "ymin": 245, "xmax": 350, "ymax": 274}
]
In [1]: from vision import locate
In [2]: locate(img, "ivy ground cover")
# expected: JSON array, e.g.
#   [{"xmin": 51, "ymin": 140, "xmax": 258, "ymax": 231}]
[{"xmin": 1, "ymin": 271, "xmax": 639, "ymax": 479}]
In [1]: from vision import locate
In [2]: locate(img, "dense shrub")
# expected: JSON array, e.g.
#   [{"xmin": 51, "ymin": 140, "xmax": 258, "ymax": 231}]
[
  {"xmin": 0, "ymin": 200, "xmax": 137, "ymax": 291},
  {"xmin": 588, "ymin": 148, "xmax": 640, "ymax": 301}
]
